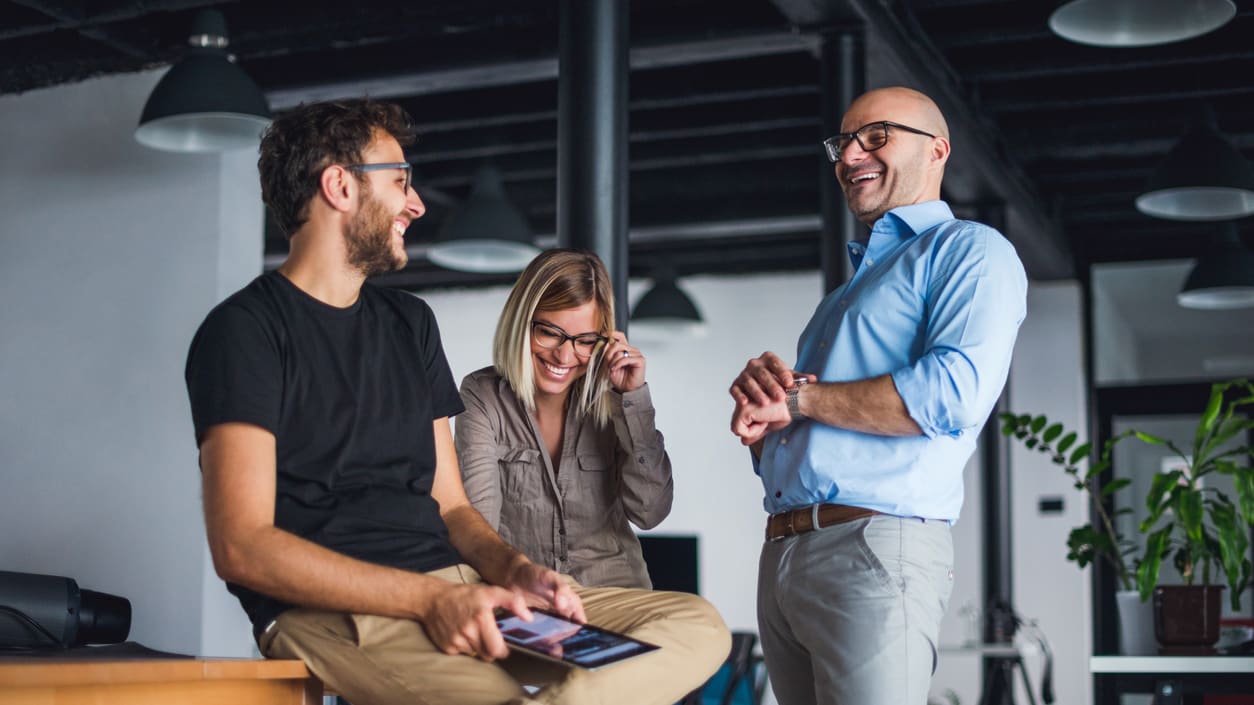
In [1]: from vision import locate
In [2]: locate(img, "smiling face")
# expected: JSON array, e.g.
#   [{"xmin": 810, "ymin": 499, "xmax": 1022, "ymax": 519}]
[
  {"xmin": 530, "ymin": 301, "xmax": 601, "ymax": 402},
  {"xmin": 344, "ymin": 132, "xmax": 425, "ymax": 277},
  {"xmin": 835, "ymin": 88, "xmax": 950, "ymax": 226}
]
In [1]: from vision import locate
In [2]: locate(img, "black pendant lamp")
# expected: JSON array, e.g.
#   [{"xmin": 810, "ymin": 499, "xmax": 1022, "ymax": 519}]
[
  {"xmin": 1178, "ymin": 224, "xmax": 1254, "ymax": 310},
  {"xmin": 1049, "ymin": 0, "xmax": 1235, "ymax": 47},
  {"xmin": 427, "ymin": 166, "xmax": 540, "ymax": 273},
  {"xmin": 1136, "ymin": 111, "xmax": 1254, "ymax": 221},
  {"xmin": 135, "ymin": 10, "xmax": 271, "ymax": 153},
  {"xmin": 630, "ymin": 268, "xmax": 705, "ymax": 338}
]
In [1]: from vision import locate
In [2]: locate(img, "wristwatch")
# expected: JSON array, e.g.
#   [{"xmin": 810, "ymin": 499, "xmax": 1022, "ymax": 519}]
[{"xmin": 786, "ymin": 377, "xmax": 809, "ymax": 421}]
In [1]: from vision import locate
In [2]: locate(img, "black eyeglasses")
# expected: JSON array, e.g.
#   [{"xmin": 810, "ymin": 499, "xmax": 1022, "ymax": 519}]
[
  {"xmin": 531, "ymin": 321, "xmax": 606, "ymax": 359},
  {"xmin": 344, "ymin": 162, "xmax": 412, "ymax": 192},
  {"xmin": 823, "ymin": 121, "xmax": 936, "ymax": 163}
]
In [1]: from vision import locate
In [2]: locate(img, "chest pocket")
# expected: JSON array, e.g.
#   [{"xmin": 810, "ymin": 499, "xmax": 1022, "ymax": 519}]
[
  {"xmin": 571, "ymin": 453, "xmax": 615, "ymax": 513},
  {"xmin": 499, "ymin": 447, "xmax": 542, "ymax": 499}
]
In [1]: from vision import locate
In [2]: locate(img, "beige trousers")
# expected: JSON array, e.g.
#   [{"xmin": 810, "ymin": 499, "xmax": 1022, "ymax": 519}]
[{"xmin": 259, "ymin": 564, "xmax": 730, "ymax": 705}]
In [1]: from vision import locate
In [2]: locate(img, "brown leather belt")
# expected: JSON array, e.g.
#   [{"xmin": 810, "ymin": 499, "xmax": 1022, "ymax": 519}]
[{"xmin": 766, "ymin": 503, "xmax": 880, "ymax": 542}]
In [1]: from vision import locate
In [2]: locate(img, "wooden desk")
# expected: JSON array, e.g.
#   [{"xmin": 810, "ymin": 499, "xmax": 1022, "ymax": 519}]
[{"xmin": 0, "ymin": 656, "xmax": 321, "ymax": 705}]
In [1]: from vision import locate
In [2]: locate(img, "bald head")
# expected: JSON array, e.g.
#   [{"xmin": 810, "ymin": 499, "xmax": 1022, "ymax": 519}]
[
  {"xmin": 834, "ymin": 87, "xmax": 952, "ymax": 224},
  {"xmin": 842, "ymin": 87, "xmax": 949, "ymax": 140}
]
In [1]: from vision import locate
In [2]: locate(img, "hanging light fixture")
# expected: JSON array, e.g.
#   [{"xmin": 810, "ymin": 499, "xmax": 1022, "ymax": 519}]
[
  {"xmin": 630, "ymin": 268, "xmax": 705, "ymax": 338},
  {"xmin": 1135, "ymin": 111, "xmax": 1254, "ymax": 221},
  {"xmin": 1177, "ymin": 223, "xmax": 1254, "ymax": 310},
  {"xmin": 427, "ymin": 165, "xmax": 540, "ymax": 273},
  {"xmin": 1049, "ymin": 0, "xmax": 1235, "ymax": 47},
  {"xmin": 135, "ymin": 9, "xmax": 271, "ymax": 153}
]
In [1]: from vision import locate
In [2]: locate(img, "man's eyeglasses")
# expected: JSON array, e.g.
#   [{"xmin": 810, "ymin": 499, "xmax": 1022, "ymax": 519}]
[
  {"xmin": 823, "ymin": 121, "xmax": 936, "ymax": 163},
  {"xmin": 531, "ymin": 321, "xmax": 606, "ymax": 359},
  {"xmin": 345, "ymin": 162, "xmax": 412, "ymax": 193}
]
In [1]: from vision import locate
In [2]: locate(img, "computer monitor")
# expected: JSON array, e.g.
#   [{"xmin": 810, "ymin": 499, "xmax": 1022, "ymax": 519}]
[{"xmin": 636, "ymin": 534, "xmax": 699, "ymax": 595}]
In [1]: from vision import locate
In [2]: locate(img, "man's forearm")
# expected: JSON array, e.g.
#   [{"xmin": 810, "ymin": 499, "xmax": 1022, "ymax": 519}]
[
  {"xmin": 211, "ymin": 524, "xmax": 446, "ymax": 621},
  {"xmin": 796, "ymin": 374, "xmax": 923, "ymax": 436},
  {"xmin": 442, "ymin": 503, "xmax": 529, "ymax": 585}
]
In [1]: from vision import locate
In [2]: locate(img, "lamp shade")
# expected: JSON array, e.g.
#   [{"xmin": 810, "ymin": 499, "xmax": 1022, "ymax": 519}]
[
  {"xmin": 135, "ymin": 10, "xmax": 270, "ymax": 153},
  {"xmin": 427, "ymin": 166, "xmax": 540, "ymax": 273},
  {"xmin": 1049, "ymin": 0, "xmax": 1235, "ymax": 47},
  {"xmin": 1135, "ymin": 120, "xmax": 1254, "ymax": 221},
  {"xmin": 1177, "ymin": 225, "xmax": 1254, "ymax": 310},
  {"xmin": 630, "ymin": 274, "xmax": 705, "ymax": 338}
]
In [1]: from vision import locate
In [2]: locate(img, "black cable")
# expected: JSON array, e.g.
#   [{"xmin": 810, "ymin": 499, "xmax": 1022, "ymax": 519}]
[{"xmin": 0, "ymin": 605, "xmax": 66, "ymax": 650}]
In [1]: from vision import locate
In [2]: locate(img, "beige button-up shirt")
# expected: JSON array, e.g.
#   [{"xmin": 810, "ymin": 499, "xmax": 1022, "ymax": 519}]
[{"xmin": 455, "ymin": 367, "xmax": 673, "ymax": 588}]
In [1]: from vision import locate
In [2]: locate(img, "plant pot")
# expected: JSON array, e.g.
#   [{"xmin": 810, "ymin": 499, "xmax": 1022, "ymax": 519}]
[
  {"xmin": 1153, "ymin": 585, "xmax": 1225, "ymax": 654},
  {"xmin": 1115, "ymin": 590, "xmax": 1157, "ymax": 655}
]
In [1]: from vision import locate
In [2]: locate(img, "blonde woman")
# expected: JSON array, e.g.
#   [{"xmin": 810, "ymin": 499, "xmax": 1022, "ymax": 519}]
[{"xmin": 455, "ymin": 248, "xmax": 673, "ymax": 589}]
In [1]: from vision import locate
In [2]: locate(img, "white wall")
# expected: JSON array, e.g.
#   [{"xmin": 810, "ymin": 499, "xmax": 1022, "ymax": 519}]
[
  {"xmin": 0, "ymin": 71, "xmax": 260, "ymax": 657},
  {"xmin": 1007, "ymin": 281, "xmax": 1092, "ymax": 705}
]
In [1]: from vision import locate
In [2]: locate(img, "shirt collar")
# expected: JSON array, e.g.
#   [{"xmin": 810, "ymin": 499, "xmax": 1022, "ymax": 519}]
[
  {"xmin": 846, "ymin": 200, "xmax": 953, "ymax": 267},
  {"xmin": 874, "ymin": 200, "xmax": 954, "ymax": 239}
]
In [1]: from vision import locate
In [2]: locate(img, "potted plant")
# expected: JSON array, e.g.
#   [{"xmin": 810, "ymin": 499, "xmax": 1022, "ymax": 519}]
[
  {"xmin": 1130, "ymin": 379, "xmax": 1254, "ymax": 652},
  {"xmin": 1001, "ymin": 379, "xmax": 1254, "ymax": 653},
  {"xmin": 997, "ymin": 413, "xmax": 1148, "ymax": 653}
]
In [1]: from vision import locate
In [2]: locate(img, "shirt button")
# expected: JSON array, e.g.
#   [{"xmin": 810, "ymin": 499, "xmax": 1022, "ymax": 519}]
[
  {"xmin": 637, "ymin": 455, "xmax": 646, "ymax": 464},
  {"xmin": 624, "ymin": 400, "xmax": 633, "ymax": 408},
  {"xmin": 780, "ymin": 438, "xmax": 788, "ymax": 445},
  {"xmin": 775, "ymin": 491, "xmax": 782, "ymax": 498},
  {"xmin": 866, "ymin": 258, "xmax": 874, "ymax": 266}
]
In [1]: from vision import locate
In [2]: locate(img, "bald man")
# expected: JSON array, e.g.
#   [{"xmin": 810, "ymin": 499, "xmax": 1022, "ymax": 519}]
[{"xmin": 728, "ymin": 87, "xmax": 1028, "ymax": 704}]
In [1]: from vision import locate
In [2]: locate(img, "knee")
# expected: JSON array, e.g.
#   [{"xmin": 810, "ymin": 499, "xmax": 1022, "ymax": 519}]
[{"xmin": 671, "ymin": 593, "xmax": 732, "ymax": 669}]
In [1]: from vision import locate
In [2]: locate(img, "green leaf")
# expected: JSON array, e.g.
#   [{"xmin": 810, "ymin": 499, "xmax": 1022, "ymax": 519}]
[
  {"xmin": 1232, "ymin": 466, "xmax": 1254, "ymax": 524},
  {"xmin": 1134, "ymin": 430, "xmax": 1168, "ymax": 446},
  {"xmin": 1070, "ymin": 442, "xmax": 1092, "ymax": 465},
  {"xmin": 1178, "ymin": 489, "xmax": 1204, "ymax": 544},
  {"xmin": 1101, "ymin": 478, "xmax": 1132, "ymax": 497},
  {"xmin": 1196, "ymin": 385, "xmax": 1225, "ymax": 450},
  {"xmin": 1057, "ymin": 432, "xmax": 1077, "ymax": 454},
  {"xmin": 1030, "ymin": 415, "xmax": 1047, "ymax": 433},
  {"xmin": 1142, "ymin": 470, "xmax": 1183, "ymax": 526},
  {"xmin": 1025, "ymin": 438, "xmax": 1038, "ymax": 449},
  {"xmin": 1138, "ymin": 526, "xmax": 1172, "ymax": 601},
  {"xmin": 1043, "ymin": 423, "xmax": 1063, "ymax": 443}
]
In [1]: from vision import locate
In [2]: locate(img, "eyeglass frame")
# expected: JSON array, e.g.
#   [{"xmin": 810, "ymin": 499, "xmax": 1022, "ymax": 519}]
[
  {"xmin": 344, "ymin": 162, "xmax": 412, "ymax": 193},
  {"xmin": 822, "ymin": 121, "xmax": 937, "ymax": 163},
  {"xmin": 530, "ymin": 320, "xmax": 608, "ymax": 359}
]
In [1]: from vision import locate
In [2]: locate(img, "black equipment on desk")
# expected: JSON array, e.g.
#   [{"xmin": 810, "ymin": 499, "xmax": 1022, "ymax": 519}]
[{"xmin": 0, "ymin": 570, "xmax": 130, "ymax": 649}]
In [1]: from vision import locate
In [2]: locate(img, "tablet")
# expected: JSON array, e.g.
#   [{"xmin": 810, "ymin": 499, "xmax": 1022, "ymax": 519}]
[{"xmin": 495, "ymin": 610, "xmax": 659, "ymax": 670}]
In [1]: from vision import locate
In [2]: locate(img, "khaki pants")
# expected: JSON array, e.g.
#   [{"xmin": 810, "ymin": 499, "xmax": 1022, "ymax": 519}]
[{"xmin": 259, "ymin": 564, "xmax": 730, "ymax": 705}]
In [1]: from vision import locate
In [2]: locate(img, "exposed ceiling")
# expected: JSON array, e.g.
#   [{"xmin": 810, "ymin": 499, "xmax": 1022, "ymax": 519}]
[{"xmin": 3, "ymin": 0, "xmax": 1252, "ymax": 292}]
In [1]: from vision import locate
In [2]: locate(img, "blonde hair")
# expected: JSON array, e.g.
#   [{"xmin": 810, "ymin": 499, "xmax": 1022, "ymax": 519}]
[{"xmin": 493, "ymin": 249, "xmax": 616, "ymax": 425}]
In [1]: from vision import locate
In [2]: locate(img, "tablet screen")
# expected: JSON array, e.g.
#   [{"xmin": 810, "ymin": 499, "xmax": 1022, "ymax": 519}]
[{"xmin": 495, "ymin": 610, "xmax": 659, "ymax": 670}]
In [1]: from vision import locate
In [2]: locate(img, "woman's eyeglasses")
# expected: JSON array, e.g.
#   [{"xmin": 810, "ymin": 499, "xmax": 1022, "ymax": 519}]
[{"xmin": 531, "ymin": 321, "xmax": 606, "ymax": 359}]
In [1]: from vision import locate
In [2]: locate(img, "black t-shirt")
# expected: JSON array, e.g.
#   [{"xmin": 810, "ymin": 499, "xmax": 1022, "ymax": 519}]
[{"xmin": 185, "ymin": 271, "xmax": 465, "ymax": 634}]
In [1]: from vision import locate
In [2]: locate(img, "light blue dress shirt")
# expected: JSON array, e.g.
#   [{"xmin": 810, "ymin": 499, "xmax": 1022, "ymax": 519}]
[{"xmin": 758, "ymin": 200, "xmax": 1027, "ymax": 521}]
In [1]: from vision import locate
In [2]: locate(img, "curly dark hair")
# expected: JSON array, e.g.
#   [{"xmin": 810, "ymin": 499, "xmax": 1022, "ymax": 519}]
[{"xmin": 258, "ymin": 99, "xmax": 416, "ymax": 237}]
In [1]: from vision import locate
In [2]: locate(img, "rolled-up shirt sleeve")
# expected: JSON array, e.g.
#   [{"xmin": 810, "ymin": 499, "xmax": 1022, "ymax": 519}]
[
  {"xmin": 891, "ymin": 227, "xmax": 1027, "ymax": 438},
  {"xmin": 609, "ymin": 383, "xmax": 674, "ymax": 529}
]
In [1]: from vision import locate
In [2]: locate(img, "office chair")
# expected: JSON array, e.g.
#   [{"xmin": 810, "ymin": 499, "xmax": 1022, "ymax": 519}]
[{"xmin": 681, "ymin": 631, "xmax": 766, "ymax": 705}]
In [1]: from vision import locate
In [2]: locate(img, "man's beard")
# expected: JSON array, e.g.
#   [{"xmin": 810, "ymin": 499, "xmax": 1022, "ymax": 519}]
[{"xmin": 345, "ymin": 185, "xmax": 406, "ymax": 278}]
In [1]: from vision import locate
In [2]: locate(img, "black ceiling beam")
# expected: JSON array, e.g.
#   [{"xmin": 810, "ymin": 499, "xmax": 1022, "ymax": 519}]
[
  {"xmin": 263, "ymin": 30, "xmax": 818, "ymax": 109},
  {"xmin": 770, "ymin": 0, "xmax": 1074, "ymax": 280}
]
